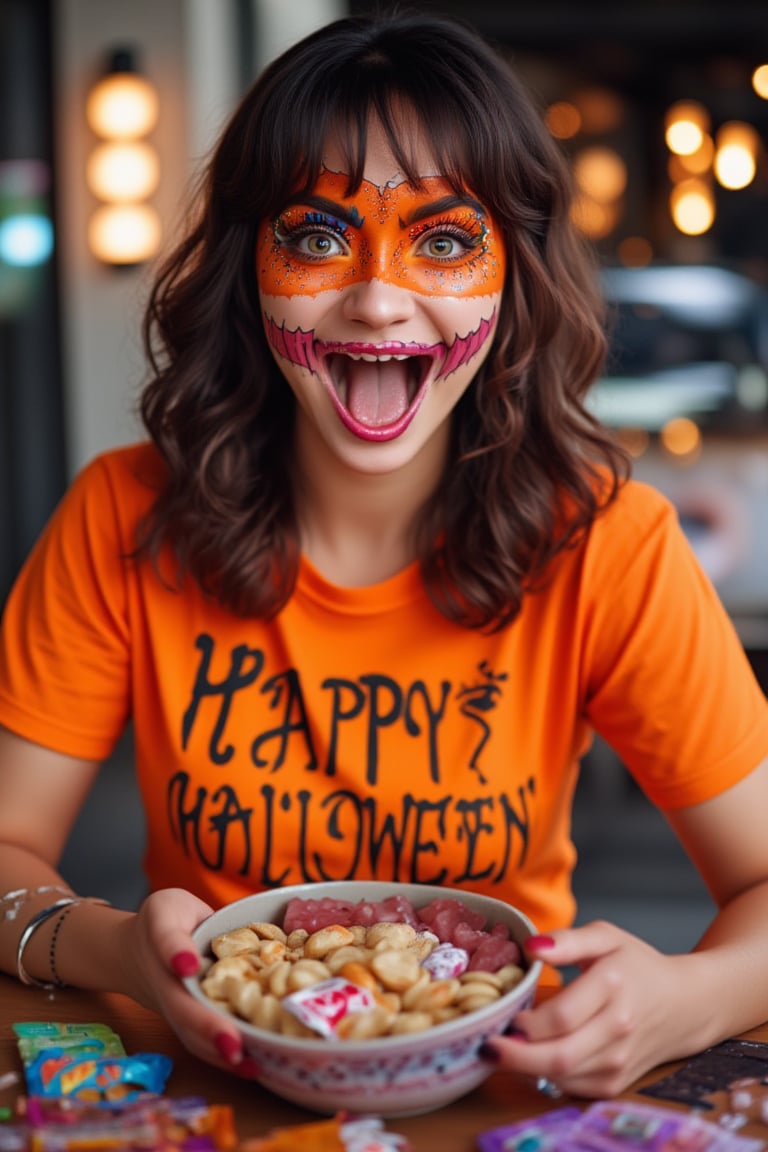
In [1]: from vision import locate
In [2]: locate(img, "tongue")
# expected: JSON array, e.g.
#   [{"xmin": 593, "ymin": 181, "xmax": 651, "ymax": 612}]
[{"xmin": 346, "ymin": 359, "xmax": 410, "ymax": 426}]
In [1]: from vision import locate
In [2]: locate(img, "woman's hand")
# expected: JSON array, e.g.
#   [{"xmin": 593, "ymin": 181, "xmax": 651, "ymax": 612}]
[
  {"xmin": 115, "ymin": 888, "xmax": 260, "ymax": 1077},
  {"xmin": 483, "ymin": 920, "xmax": 698, "ymax": 1098}
]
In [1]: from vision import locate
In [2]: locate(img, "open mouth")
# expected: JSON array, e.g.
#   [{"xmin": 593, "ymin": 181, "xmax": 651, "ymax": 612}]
[
  {"xmin": 317, "ymin": 342, "xmax": 442, "ymax": 442},
  {"xmin": 263, "ymin": 312, "xmax": 497, "ymax": 444}
]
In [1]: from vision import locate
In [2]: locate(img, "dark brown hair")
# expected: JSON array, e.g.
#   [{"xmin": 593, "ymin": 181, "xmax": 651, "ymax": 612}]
[{"xmin": 139, "ymin": 9, "xmax": 628, "ymax": 629}]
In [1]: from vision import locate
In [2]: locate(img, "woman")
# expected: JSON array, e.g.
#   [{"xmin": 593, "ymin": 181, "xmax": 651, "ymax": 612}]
[{"xmin": 0, "ymin": 10, "xmax": 767, "ymax": 1099}]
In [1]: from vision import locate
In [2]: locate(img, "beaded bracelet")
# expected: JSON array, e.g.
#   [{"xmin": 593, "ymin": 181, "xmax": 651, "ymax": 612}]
[
  {"xmin": 48, "ymin": 903, "xmax": 76, "ymax": 989},
  {"xmin": 16, "ymin": 896, "xmax": 112, "ymax": 991}
]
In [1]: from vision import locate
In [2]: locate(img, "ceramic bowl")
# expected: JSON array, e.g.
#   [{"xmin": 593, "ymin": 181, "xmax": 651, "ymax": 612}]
[{"xmin": 184, "ymin": 880, "xmax": 541, "ymax": 1117}]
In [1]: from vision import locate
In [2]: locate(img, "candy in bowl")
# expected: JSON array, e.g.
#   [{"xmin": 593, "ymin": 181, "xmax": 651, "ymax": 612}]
[{"xmin": 184, "ymin": 880, "xmax": 542, "ymax": 1117}]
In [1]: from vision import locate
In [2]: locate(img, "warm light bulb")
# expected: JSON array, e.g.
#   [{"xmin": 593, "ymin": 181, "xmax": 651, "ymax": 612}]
[
  {"xmin": 86, "ymin": 72, "xmax": 159, "ymax": 140},
  {"xmin": 714, "ymin": 122, "xmax": 758, "ymax": 190},
  {"xmin": 669, "ymin": 179, "xmax": 714, "ymax": 236},
  {"xmin": 660, "ymin": 417, "xmax": 701, "ymax": 459},
  {"xmin": 573, "ymin": 146, "xmax": 627, "ymax": 203},
  {"xmin": 753, "ymin": 64, "xmax": 768, "ymax": 100},
  {"xmin": 664, "ymin": 101, "xmax": 710, "ymax": 156},
  {"xmin": 88, "ymin": 203, "xmax": 161, "ymax": 264},
  {"xmin": 545, "ymin": 101, "xmax": 582, "ymax": 140},
  {"xmin": 86, "ymin": 141, "xmax": 160, "ymax": 202}
]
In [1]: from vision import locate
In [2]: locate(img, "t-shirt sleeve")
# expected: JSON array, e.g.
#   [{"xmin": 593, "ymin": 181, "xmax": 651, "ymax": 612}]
[
  {"xmin": 581, "ymin": 483, "xmax": 768, "ymax": 809},
  {"xmin": 0, "ymin": 453, "xmax": 133, "ymax": 761}
]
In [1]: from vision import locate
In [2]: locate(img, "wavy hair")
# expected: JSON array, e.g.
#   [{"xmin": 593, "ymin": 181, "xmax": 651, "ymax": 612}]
[{"xmin": 138, "ymin": 9, "xmax": 629, "ymax": 629}]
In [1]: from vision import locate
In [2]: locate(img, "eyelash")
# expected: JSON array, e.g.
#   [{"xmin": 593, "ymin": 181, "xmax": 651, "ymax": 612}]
[
  {"xmin": 274, "ymin": 213, "xmax": 351, "ymax": 260},
  {"xmin": 409, "ymin": 214, "xmax": 487, "ymax": 261}
]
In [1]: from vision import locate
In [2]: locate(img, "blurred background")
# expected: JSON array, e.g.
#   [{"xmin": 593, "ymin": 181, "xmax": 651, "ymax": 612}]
[{"xmin": 1, "ymin": 0, "xmax": 767, "ymax": 950}]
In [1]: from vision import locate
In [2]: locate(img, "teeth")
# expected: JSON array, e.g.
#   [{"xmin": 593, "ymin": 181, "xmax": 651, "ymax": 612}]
[{"xmin": 347, "ymin": 352, "xmax": 404, "ymax": 363}]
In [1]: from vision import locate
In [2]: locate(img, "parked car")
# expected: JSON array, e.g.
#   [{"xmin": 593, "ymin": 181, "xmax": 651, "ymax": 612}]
[{"xmin": 588, "ymin": 264, "xmax": 768, "ymax": 432}]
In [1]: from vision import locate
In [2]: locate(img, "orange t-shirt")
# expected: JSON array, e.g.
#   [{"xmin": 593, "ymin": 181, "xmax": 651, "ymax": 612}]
[{"xmin": 1, "ymin": 443, "xmax": 767, "ymax": 935}]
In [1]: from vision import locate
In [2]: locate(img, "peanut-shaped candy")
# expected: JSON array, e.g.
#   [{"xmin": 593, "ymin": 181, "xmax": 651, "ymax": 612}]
[
  {"xmin": 211, "ymin": 927, "xmax": 262, "ymax": 958},
  {"xmin": 304, "ymin": 924, "xmax": 356, "ymax": 958}
]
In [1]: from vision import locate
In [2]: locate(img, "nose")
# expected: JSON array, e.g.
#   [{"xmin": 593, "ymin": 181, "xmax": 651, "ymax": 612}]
[{"xmin": 340, "ymin": 277, "xmax": 417, "ymax": 330}]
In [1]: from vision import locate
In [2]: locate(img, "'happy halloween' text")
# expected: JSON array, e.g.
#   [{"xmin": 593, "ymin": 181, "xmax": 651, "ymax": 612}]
[{"xmin": 168, "ymin": 633, "xmax": 535, "ymax": 887}]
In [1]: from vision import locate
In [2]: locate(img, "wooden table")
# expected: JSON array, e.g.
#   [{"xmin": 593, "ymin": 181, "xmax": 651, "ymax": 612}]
[{"xmin": 0, "ymin": 975, "xmax": 767, "ymax": 1149}]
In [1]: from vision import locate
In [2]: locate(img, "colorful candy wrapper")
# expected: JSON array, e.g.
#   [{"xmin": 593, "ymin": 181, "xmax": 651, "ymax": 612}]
[
  {"xmin": 13, "ymin": 1025, "xmax": 126, "ymax": 1064},
  {"xmin": 10, "ymin": 1094, "xmax": 238, "ymax": 1151},
  {"xmin": 476, "ymin": 1106, "xmax": 582, "ymax": 1151},
  {"xmin": 420, "ymin": 942, "xmax": 469, "ymax": 980},
  {"xmin": 563, "ymin": 1101, "xmax": 764, "ymax": 1151},
  {"xmin": 242, "ymin": 1114, "xmax": 412, "ymax": 1151},
  {"xmin": 13, "ymin": 1023, "xmax": 172, "ymax": 1104},
  {"xmin": 282, "ymin": 979, "xmax": 377, "ymax": 1038},
  {"xmin": 477, "ymin": 1101, "xmax": 765, "ymax": 1152}
]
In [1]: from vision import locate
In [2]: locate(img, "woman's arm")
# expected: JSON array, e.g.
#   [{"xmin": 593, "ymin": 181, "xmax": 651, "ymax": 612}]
[
  {"xmin": 0, "ymin": 724, "xmax": 104, "ymax": 981},
  {"xmin": 0, "ymin": 725, "xmax": 252, "ymax": 1074},
  {"xmin": 484, "ymin": 756, "xmax": 768, "ymax": 1097}
]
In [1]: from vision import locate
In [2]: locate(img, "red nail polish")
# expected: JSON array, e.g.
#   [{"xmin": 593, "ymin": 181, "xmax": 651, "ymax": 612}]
[
  {"xmin": 215, "ymin": 1032, "xmax": 241, "ymax": 1064},
  {"xmin": 171, "ymin": 950, "xmax": 200, "ymax": 977},
  {"xmin": 526, "ymin": 934, "xmax": 556, "ymax": 950}
]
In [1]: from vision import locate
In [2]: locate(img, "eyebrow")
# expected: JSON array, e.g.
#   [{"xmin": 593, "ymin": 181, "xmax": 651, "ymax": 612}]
[
  {"xmin": 402, "ymin": 194, "xmax": 489, "ymax": 226},
  {"xmin": 282, "ymin": 192, "xmax": 489, "ymax": 231},
  {"xmin": 281, "ymin": 194, "xmax": 365, "ymax": 229}
]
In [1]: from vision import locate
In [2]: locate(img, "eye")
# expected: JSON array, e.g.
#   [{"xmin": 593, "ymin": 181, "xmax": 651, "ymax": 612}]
[
  {"xmin": 420, "ymin": 233, "xmax": 468, "ymax": 259},
  {"xmin": 412, "ymin": 217, "xmax": 486, "ymax": 263},
  {"xmin": 273, "ymin": 212, "xmax": 352, "ymax": 262},
  {"xmin": 291, "ymin": 229, "xmax": 349, "ymax": 259}
]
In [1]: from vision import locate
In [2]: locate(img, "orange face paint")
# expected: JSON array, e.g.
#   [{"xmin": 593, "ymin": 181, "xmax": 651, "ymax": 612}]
[{"xmin": 256, "ymin": 169, "xmax": 506, "ymax": 299}]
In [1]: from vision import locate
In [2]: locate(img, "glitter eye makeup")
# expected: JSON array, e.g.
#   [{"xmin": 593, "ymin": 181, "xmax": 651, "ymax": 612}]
[
  {"xmin": 273, "ymin": 210, "xmax": 354, "ymax": 261},
  {"xmin": 258, "ymin": 170, "xmax": 506, "ymax": 298},
  {"xmin": 408, "ymin": 211, "xmax": 489, "ymax": 264}
]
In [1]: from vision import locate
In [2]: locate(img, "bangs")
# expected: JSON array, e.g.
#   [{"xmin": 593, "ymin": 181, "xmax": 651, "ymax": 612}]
[
  {"xmin": 267, "ymin": 74, "xmax": 474, "ymax": 205},
  {"xmin": 241, "ymin": 15, "xmax": 523, "ymax": 218}
]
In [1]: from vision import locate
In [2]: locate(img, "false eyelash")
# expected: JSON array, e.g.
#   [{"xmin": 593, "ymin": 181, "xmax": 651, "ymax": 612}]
[
  {"xmin": 274, "ymin": 210, "xmax": 352, "ymax": 245},
  {"xmin": 408, "ymin": 212, "xmax": 488, "ymax": 249}
]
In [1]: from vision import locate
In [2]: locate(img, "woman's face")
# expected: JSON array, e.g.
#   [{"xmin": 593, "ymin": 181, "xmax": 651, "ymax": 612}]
[{"xmin": 256, "ymin": 117, "xmax": 506, "ymax": 477}]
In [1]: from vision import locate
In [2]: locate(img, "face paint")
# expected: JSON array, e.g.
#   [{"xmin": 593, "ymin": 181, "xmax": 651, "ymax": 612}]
[
  {"xmin": 257, "ymin": 170, "xmax": 506, "ymax": 301},
  {"xmin": 256, "ymin": 120, "xmax": 506, "ymax": 467},
  {"xmin": 263, "ymin": 311, "xmax": 497, "ymax": 383}
]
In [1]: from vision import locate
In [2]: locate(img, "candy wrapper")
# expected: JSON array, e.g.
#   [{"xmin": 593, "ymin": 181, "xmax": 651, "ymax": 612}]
[
  {"xmin": 420, "ymin": 942, "xmax": 469, "ymax": 980},
  {"xmin": 281, "ymin": 979, "xmax": 377, "ymax": 1038},
  {"xmin": 476, "ymin": 1106, "xmax": 582, "ymax": 1151},
  {"xmin": 564, "ymin": 1100, "xmax": 764, "ymax": 1151},
  {"xmin": 243, "ymin": 1114, "xmax": 411, "ymax": 1151},
  {"xmin": 13, "ymin": 1023, "xmax": 172, "ymax": 1104},
  {"xmin": 6, "ymin": 1094, "xmax": 237, "ymax": 1152},
  {"xmin": 477, "ymin": 1101, "xmax": 764, "ymax": 1152},
  {"xmin": 13, "ymin": 1025, "xmax": 125, "ymax": 1063}
]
